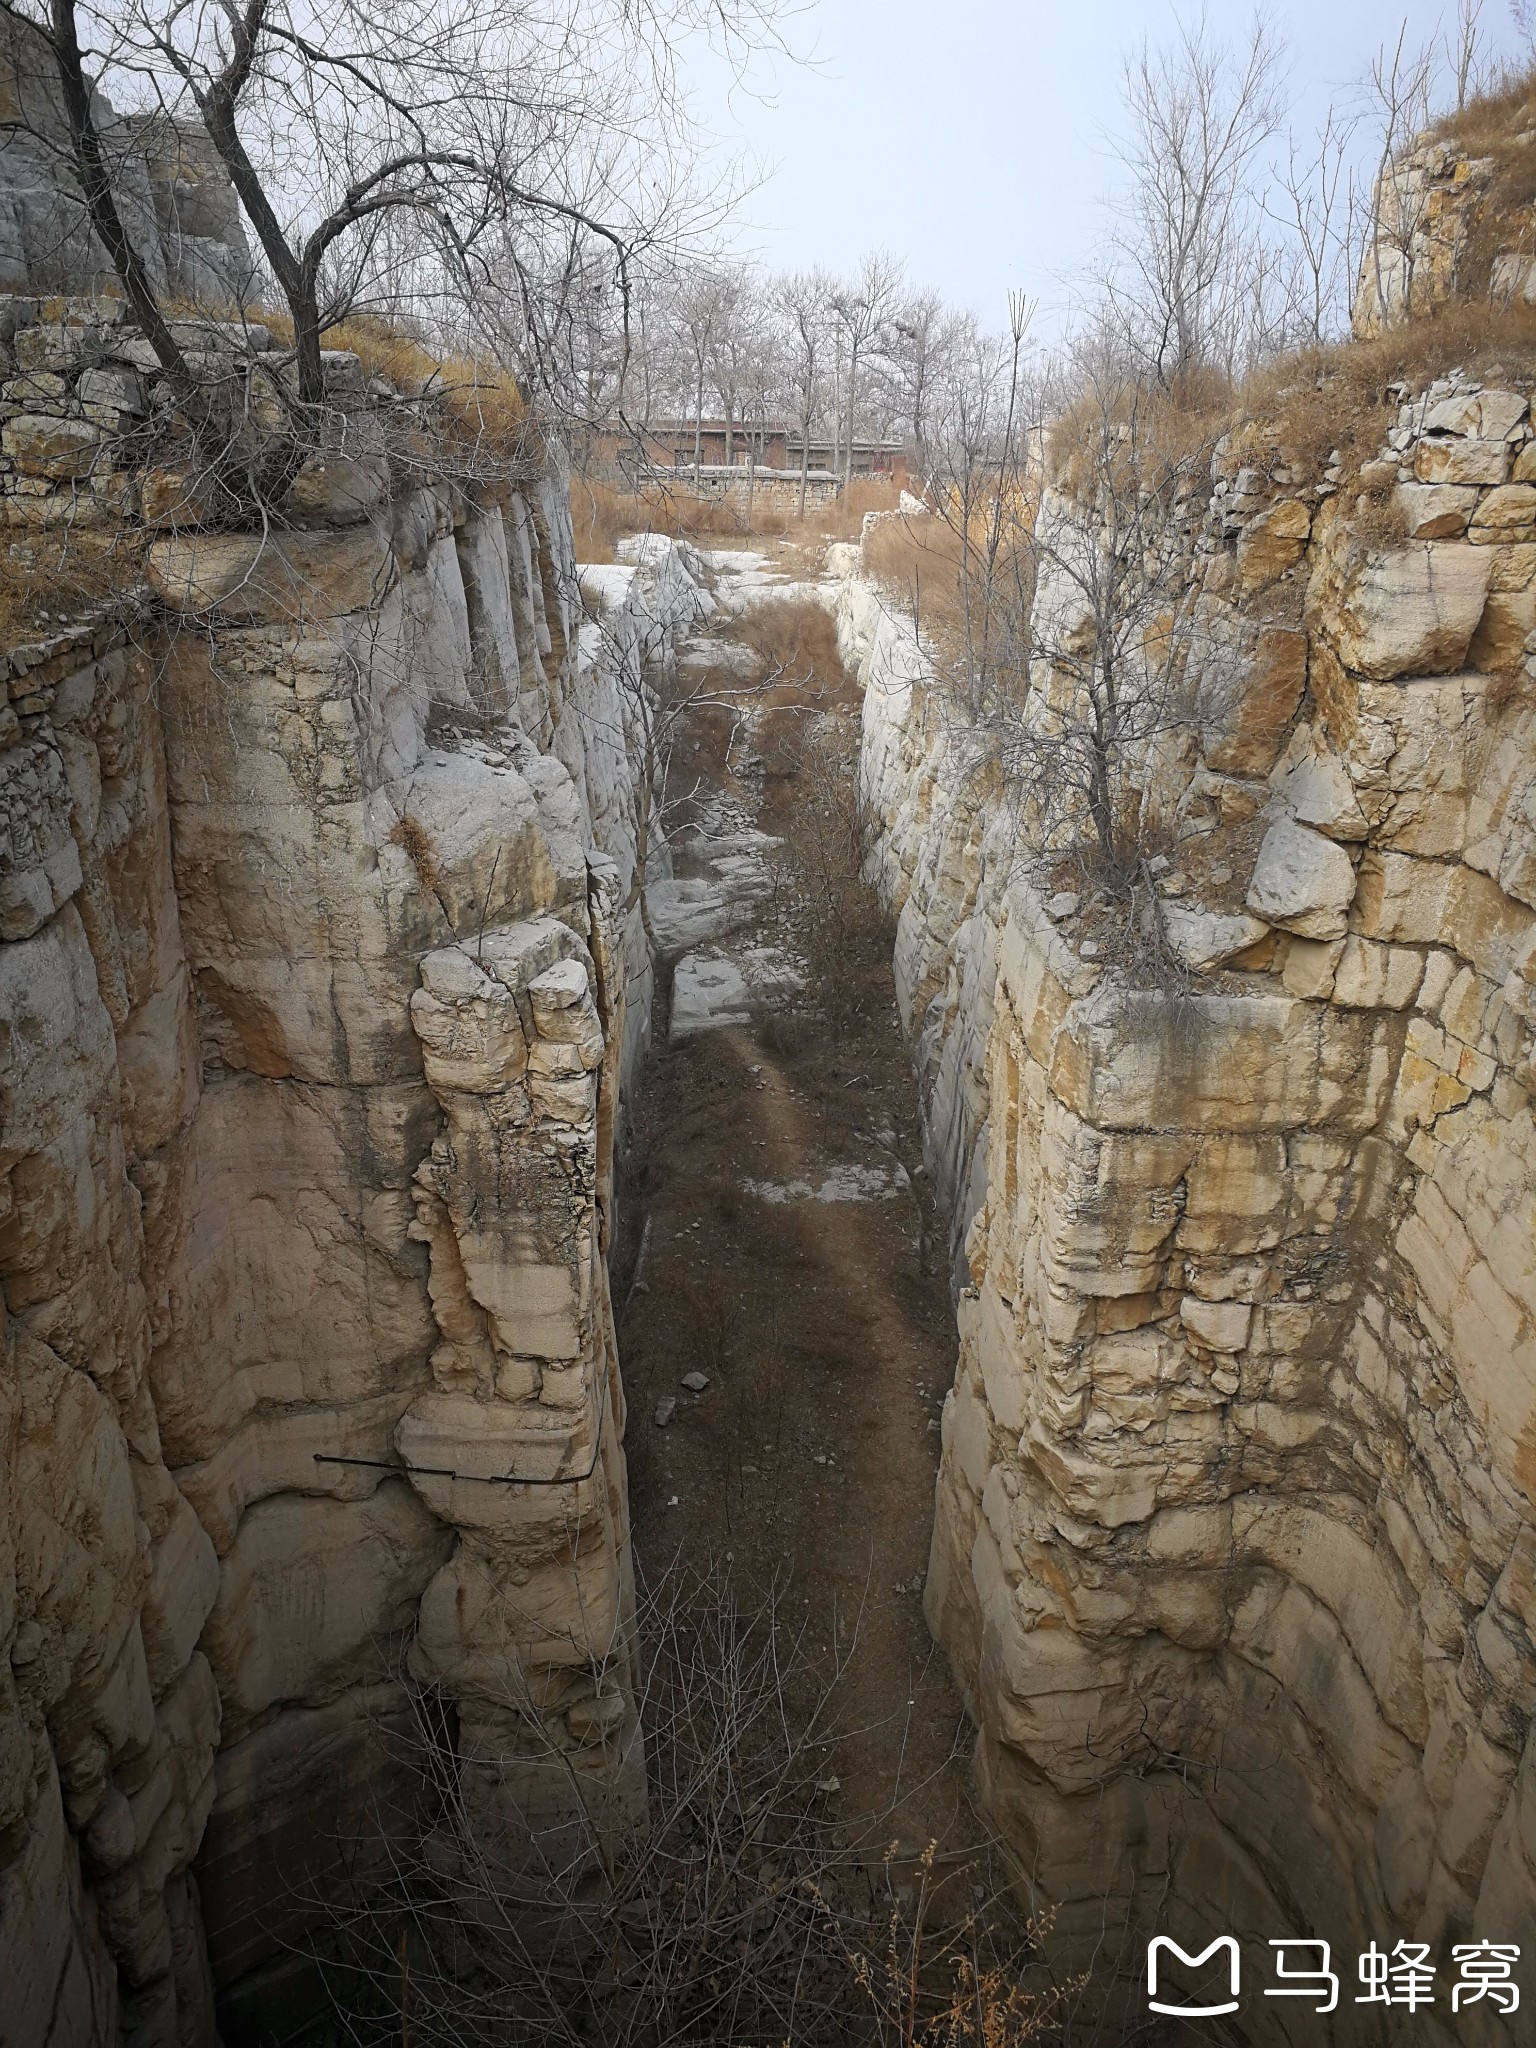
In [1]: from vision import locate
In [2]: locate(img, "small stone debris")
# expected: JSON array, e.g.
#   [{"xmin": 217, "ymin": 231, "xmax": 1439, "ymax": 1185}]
[
  {"xmin": 814, "ymin": 1775, "xmax": 841, "ymax": 1796},
  {"xmin": 653, "ymin": 1396, "xmax": 676, "ymax": 1426},
  {"xmin": 680, "ymin": 1370, "xmax": 710, "ymax": 1393},
  {"xmin": 666, "ymin": 1495, "xmax": 680, "ymax": 1508},
  {"xmin": 1046, "ymin": 891, "xmax": 1080, "ymax": 921},
  {"xmin": 1081, "ymin": 940, "xmax": 1101, "ymax": 959}
]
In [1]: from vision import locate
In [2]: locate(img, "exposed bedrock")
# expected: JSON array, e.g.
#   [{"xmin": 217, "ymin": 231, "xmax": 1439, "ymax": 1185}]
[
  {"xmin": 0, "ymin": 300, "xmax": 706, "ymax": 2038},
  {"xmin": 837, "ymin": 378, "xmax": 1536, "ymax": 2042}
]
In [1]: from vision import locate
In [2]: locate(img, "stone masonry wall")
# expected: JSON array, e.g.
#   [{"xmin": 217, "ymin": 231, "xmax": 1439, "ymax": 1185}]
[
  {"xmin": 841, "ymin": 375, "xmax": 1536, "ymax": 2042},
  {"xmin": 0, "ymin": 304, "xmax": 703, "ymax": 2043}
]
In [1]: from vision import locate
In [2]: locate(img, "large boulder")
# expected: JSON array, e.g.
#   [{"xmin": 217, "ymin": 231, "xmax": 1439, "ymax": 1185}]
[
  {"xmin": 1309, "ymin": 529, "xmax": 1491, "ymax": 681},
  {"xmin": 1245, "ymin": 817, "xmax": 1358, "ymax": 939}
]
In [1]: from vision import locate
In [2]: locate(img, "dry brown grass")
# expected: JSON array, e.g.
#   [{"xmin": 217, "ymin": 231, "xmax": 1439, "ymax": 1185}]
[
  {"xmin": 808, "ymin": 475, "xmax": 902, "ymax": 540},
  {"xmin": 732, "ymin": 594, "xmax": 846, "ymax": 697},
  {"xmin": 1044, "ymin": 363, "xmax": 1234, "ymax": 490},
  {"xmin": 568, "ymin": 473, "xmax": 902, "ymax": 562},
  {"xmin": 568, "ymin": 475, "xmax": 798, "ymax": 560},
  {"xmin": 0, "ymin": 530, "xmax": 144, "ymax": 643},
  {"xmin": 1427, "ymin": 58, "xmax": 1536, "ymax": 152},
  {"xmin": 1229, "ymin": 299, "xmax": 1536, "ymax": 486},
  {"xmin": 863, "ymin": 512, "xmax": 969, "ymax": 638},
  {"xmin": 862, "ymin": 505, "xmax": 1033, "ymax": 672},
  {"xmin": 257, "ymin": 309, "xmax": 530, "ymax": 455}
]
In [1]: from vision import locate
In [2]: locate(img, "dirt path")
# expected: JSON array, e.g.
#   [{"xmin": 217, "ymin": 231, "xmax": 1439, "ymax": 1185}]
[{"xmin": 614, "ymin": 541, "xmax": 976, "ymax": 1868}]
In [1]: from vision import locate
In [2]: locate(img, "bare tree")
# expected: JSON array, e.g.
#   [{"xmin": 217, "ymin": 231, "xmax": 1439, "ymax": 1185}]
[
  {"xmin": 969, "ymin": 344, "xmax": 1213, "ymax": 908},
  {"xmin": 1109, "ymin": 11, "xmax": 1287, "ymax": 383},
  {"xmin": 879, "ymin": 284, "xmax": 949, "ymax": 475},
  {"xmin": 1, "ymin": 0, "xmax": 788, "ymax": 502},
  {"xmin": 705, "ymin": 260, "xmax": 759, "ymax": 469},
  {"xmin": 829, "ymin": 249, "xmax": 903, "ymax": 487},
  {"xmin": 1357, "ymin": 22, "xmax": 1438, "ymax": 331},
  {"xmin": 776, "ymin": 267, "xmax": 832, "ymax": 516},
  {"xmin": 903, "ymin": 301, "xmax": 1038, "ymax": 718},
  {"xmin": 1268, "ymin": 104, "xmax": 1359, "ymax": 346},
  {"xmin": 1447, "ymin": 0, "xmax": 1489, "ymax": 109},
  {"xmin": 673, "ymin": 263, "xmax": 740, "ymax": 483}
]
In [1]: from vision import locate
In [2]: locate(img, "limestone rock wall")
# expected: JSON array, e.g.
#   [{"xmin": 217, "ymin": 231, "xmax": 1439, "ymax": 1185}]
[
  {"xmin": 0, "ymin": 14, "xmax": 253, "ymax": 307},
  {"xmin": 844, "ymin": 381, "xmax": 1536, "ymax": 2039},
  {"xmin": 0, "ymin": 307, "xmax": 702, "ymax": 2043},
  {"xmin": 830, "ymin": 549, "xmax": 1003, "ymax": 1273}
]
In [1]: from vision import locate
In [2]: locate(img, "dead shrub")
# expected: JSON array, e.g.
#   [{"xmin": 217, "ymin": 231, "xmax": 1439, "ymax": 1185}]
[
  {"xmin": 754, "ymin": 1011, "xmax": 809, "ymax": 1059},
  {"xmin": 312, "ymin": 1557, "xmax": 1059, "ymax": 2048},
  {"xmin": 388, "ymin": 813, "xmax": 443, "ymax": 895}
]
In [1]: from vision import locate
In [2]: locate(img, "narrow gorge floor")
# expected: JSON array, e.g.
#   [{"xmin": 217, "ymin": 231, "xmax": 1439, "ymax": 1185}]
[{"xmin": 614, "ymin": 542, "xmax": 974, "ymax": 1872}]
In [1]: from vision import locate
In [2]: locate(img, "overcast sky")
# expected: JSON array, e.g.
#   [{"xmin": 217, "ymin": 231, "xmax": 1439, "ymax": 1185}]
[{"xmin": 683, "ymin": 0, "xmax": 1531, "ymax": 332}]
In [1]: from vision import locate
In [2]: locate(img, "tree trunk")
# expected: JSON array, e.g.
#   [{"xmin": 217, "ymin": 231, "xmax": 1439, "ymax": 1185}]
[
  {"xmin": 47, "ymin": 0, "xmax": 201, "ymax": 413},
  {"xmin": 844, "ymin": 339, "xmax": 858, "ymax": 491},
  {"xmin": 830, "ymin": 351, "xmax": 842, "ymax": 486}
]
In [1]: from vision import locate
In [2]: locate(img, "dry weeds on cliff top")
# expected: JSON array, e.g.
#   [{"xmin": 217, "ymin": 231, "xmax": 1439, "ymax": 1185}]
[
  {"xmin": 1230, "ymin": 299, "xmax": 1536, "ymax": 480},
  {"xmin": 255, "ymin": 308, "xmax": 535, "ymax": 474},
  {"xmin": 1029, "ymin": 297, "xmax": 1536, "ymax": 514}
]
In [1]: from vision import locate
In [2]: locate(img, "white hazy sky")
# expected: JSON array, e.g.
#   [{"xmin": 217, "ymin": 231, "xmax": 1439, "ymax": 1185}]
[{"xmin": 684, "ymin": 0, "xmax": 1531, "ymax": 330}]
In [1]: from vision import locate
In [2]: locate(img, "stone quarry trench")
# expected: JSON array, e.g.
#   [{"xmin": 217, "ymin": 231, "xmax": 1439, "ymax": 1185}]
[{"xmin": 612, "ymin": 542, "xmax": 973, "ymax": 1859}]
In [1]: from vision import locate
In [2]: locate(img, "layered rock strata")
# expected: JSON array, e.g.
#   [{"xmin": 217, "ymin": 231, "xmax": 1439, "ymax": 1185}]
[
  {"xmin": 0, "ymin": 304, "xmax": 702, "ymax": 2041},
  {"xmin": 841, "ymin": 378, "xmax": 1536, "ymax": 2042}
]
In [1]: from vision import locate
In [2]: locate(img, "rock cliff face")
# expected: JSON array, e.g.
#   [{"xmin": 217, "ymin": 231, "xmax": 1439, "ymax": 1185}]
[
  {"xmin": 0, "ymin": 300, "xmax": 703, "ymax": 2041},
  {"xmin": 839, "ymin": 374, "xmax": 1536, "ymax": 2038},
  {"xmin": 0, "ymin": 15, "xmax": 253, "ymax": 307}
]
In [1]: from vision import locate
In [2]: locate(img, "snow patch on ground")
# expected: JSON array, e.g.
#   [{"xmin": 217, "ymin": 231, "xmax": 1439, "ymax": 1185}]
[
  {"xmin": 743, "ymin": 1162, "xmax": 909, "ymax": 1204},
  {"xmin": 670, "ymin": 946, "xmax": 802, "ymax": 1038}
]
